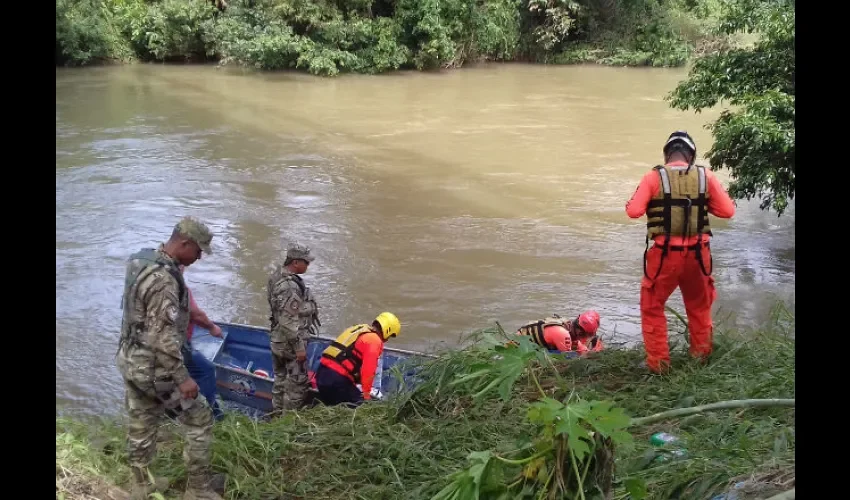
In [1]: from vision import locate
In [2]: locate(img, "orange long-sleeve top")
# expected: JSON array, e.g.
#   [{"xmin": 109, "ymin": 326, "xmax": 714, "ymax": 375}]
[
  {"xmin": 626, "ymin": 161, "xmax": 736, "ymax": 245},
  {"xmin": 542, "ymin": 325, "xmax": 603, "ymax": 354},
  {"xmin": 542, "ymin": 325, "xmax": 572, "ymax": 352},
  {"xmin": 320, "ymin": 330, "xmax": 384, "ymax": 400}
]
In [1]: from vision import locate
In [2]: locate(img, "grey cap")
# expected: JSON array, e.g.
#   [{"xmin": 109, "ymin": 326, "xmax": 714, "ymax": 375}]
[
  {"xmin": 286, "ymin": 243, "xmax": 314, "ymax": 262},
  {"xmin": 174, "ymin": 216, "xmax": 213, "ymax": 254}
]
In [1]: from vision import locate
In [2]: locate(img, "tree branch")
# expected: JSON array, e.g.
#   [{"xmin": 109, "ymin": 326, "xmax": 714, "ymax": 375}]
[{"xmin": 630, "ymin": 399, "xmax": 795, "ymax": 427}]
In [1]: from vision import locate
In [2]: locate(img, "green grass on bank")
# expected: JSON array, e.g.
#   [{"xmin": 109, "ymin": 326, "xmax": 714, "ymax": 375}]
[{"xmin": 57, "ymin": 303, "xmax": 794, "ymax": 500}]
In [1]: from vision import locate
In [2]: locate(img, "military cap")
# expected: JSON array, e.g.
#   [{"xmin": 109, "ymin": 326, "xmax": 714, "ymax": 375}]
[
  {"xmin": 174, "ymin": 216, "xmax": 213, "ymax": 255},
  {"xmin": 286, "ymin": 243, "xmax": 314, "ymax": 262}
]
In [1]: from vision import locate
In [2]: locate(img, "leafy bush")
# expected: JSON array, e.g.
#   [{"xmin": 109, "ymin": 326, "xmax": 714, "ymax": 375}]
[
  {"xmin": 130, "ymin": 0, "xmax": 219, "ymax": 61},
  {"xmin": 56, "ymin": 0, "xmax": 134, "ymax": 66},
  {"xmin": 56, "ymin": 0, "xmax": 736, "ymax": 72},
  {"xmin": 669, "ymin": 0, "xmax": 795, "ymax": 215}
]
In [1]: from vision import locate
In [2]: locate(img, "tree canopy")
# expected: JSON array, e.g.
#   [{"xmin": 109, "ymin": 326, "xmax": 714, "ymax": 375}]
[{"xmin": 668, "ymin": 0, "xmax": 794, "ymax": 216}]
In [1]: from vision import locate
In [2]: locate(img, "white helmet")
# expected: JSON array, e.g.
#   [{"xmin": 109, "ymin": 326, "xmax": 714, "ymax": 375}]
[{"xmin": 663, "ymin": 131, "xmax": 696, "ymax": 164}]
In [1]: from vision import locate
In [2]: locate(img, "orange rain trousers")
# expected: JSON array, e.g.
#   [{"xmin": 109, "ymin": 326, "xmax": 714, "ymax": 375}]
[{"xmin": 640, "ymin": 244, "xmax": 717, "ymax": 373}]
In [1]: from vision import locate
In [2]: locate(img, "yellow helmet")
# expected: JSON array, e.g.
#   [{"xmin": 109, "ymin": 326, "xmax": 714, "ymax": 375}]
[{"xmin": 374, "ymin": 312, "xmax": 401, "ymax": 341}]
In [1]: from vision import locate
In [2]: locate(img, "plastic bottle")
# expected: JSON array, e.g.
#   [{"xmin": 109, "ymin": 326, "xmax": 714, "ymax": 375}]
[
  {"xmin": 649, "ymin": 432, "xmax": 687, "ymax": 463},
  {"xmin": 649, "ymin": 432, "xmax": 679, "ymax": 447},
  {"xmin": 654, "ymin": 449, "xmax": 688, "ymax": 462}
]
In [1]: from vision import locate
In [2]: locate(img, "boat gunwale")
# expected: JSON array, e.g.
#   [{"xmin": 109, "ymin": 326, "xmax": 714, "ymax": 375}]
[{"xmin": 215, "ymin": 320, "xmax": 439, "ymax": 359}]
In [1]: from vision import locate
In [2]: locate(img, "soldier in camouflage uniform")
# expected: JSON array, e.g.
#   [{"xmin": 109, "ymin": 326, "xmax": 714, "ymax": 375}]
[
  {"xmin": 116, "ymin": 217, "xmax": 225, "ymax": 500},
  {"xmin": 267, "ymin": 243, "xmax": 320, "ymax": 414}
]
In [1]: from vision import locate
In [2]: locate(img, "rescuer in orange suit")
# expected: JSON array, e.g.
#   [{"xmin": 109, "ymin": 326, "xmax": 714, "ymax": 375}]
[
  {"xmin": 626, "ymin": 131, "xmax": 736, "ymax": 373},
  {"xmin": 315, "ymin": 312, "xmax": 401, "ymax": 407},
  {"xmin": 515, "ymin": 311, "xmax": 603, "ymax": 354}
]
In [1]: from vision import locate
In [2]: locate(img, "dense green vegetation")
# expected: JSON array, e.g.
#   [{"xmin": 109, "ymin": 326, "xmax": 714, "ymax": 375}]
[
  {"xmin": 669, "ymin": 0, "xmax": 795, "ymax": 216},
  {"xmin": 57, "ymin": 304, "xmax": 794, "ymax": 499},
  {"xmin": 56, "ymin": 0, "xmax": 734, "ymax": 74}
]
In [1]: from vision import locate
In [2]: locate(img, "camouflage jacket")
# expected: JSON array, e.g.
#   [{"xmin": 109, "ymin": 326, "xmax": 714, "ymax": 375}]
[
  {"xmin": 116, "ymin": 245, "xmax": 191, "ymax": 393},
  {"xmin": 267, "ymin": 264, "xmax": 318, "ymax": 351}
]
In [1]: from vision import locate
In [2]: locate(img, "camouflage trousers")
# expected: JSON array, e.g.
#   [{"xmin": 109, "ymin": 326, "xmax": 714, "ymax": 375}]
[
  {"xmin": 124, "ymin": 379, "xmax": 214, "ymax": 479},
  {"xmin": 270, "ymin": 341, "xmax": 310, "ymax": 412}
]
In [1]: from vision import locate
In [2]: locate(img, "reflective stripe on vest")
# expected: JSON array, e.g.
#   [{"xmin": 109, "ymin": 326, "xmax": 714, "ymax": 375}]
[
  {"xmin": 645, "ymin": 165, "xmax": 711, "ymax": 240},
  {"xmin": 642, "ymin": 165, "xmax": 714, "ymax": 280},
  {"xmin": 517, "ymin": 317, "xmax": 565, "ymax": 350}
]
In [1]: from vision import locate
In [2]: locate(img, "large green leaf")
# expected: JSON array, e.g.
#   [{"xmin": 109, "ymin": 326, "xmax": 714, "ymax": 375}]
[
  {"xmin": 624, "ymin": 477, "xmax": 648, "ymax": 500},
  {"xmin": 430, "ymin": 450, "xmax": 507, "ymax": 500},
  {"xmin": 450, "ymin": 339, "xmax": 537, "ymax": 403}
]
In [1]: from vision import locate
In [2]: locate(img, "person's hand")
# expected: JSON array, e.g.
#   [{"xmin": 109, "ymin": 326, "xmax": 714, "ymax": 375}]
[
  {"xmin": 296, "ymin": 350, "xmax": 307, "ymax": 362},
  {"xmin": 210, "ymin": 324, "xmax": 223, "ymax": 338},
  {"xmin": 179, "ymin": 378, "xmax": 199, "ymax": 400}
]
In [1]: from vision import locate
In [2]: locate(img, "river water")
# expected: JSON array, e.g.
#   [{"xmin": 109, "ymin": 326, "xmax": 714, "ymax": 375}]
[{"xmin": 56, "ymin": 63, "xmax": 794, "ymax": 416}]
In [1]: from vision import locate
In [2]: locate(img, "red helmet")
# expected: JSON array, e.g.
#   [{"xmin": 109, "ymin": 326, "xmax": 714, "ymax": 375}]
[{"xmin": 577, "ymin": 311, "xmax": 600, "ymax": 335}]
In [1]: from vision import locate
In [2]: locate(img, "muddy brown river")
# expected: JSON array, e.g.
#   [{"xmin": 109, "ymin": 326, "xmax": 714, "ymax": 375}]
[{"xmin": 56, "ymin": 63, "xmax": 795, "ymax": 416}]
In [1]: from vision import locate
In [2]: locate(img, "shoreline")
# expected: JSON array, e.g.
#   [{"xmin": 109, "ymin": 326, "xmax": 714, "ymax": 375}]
[{"xmin": 56, "ymin": 309, "xmax": 795, "ymax": 500}]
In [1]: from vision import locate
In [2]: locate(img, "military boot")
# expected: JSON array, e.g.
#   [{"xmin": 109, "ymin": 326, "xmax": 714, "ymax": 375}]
[
  {"xmin": 183, "ymin": 473, "xmax": 226, "ymax": 500},
  {"xmin": 130, "ymin": 466, "xmax": 169, "ymax": 500},
  {"xmin": 207, "ymin": 473, "xmax": 227, "ymax": 494}
]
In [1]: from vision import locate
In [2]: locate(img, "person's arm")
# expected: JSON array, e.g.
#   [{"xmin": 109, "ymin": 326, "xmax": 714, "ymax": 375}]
[
  {"xmin": 625, "ymin": 171, "xmax": 660, "ymax": 219},
  {"xmin": 188, "ymin": 289, "xmax": 222, "ymax": 337},
  {"xmin": 590, "ymin": 337, "xmax": 604, "ymax": 352},
  {"xmin": 575, "ymin": 341, "xmax": 589, "ymax": 354},
  {"xmin": 544, "ymin": 327, "xmax": 572, "ymax": 352},
  {"xmin": 577, "ymin": 337, "xmax": 603, "ymax": 354},
  {"xmin": 188, "ymin": 294, "xmax": 210, "ymax": 329},
  {"xmin": 270, "ymin": 278, "xmax": 306, "ymax": 358},
  {"xmin": 358, "ymin": 334, "xmax": 384, "ymax": 400},
  {"xmin": 706, "ymin": 170, "xmax": 736, "ymax": 218},
  {"xmin": 140, "ymin": 272, "xmax": 191, "ymax": 387}
]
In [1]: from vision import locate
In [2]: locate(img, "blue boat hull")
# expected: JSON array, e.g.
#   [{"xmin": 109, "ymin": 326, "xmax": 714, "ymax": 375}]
[{"xmin": 191, "ymin": 322, "xmax": 431, "ymax": 414}]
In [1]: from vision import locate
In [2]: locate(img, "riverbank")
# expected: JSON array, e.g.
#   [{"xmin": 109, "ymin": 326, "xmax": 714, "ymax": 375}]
[
  {"xmin": 56, "ymin": 305, "xmax": 794, "ymax": 500},
  {"xmin": 56, "ymin": 0, "xmax": 738, "ymax": 75}
]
